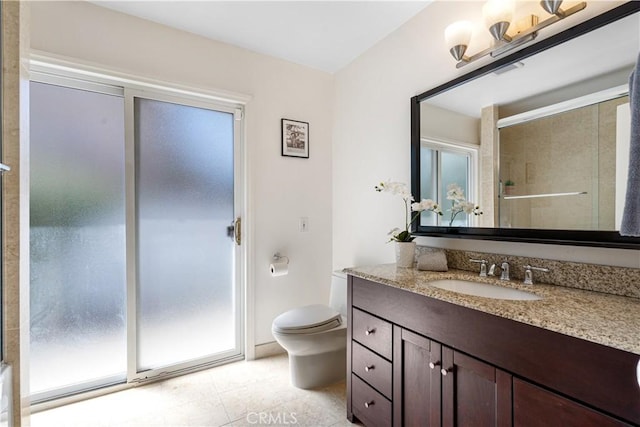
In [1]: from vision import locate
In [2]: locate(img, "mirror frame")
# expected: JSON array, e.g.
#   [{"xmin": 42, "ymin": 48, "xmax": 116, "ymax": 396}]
[{"xmin": 411, "ymin": 1, "xmax": 640, "ymax": 249}]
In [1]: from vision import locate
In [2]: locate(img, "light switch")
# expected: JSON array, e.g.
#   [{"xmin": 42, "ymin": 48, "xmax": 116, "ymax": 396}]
[{"xmin": 299, "ymin": 217, "xmax": 309, "ymax": 232}]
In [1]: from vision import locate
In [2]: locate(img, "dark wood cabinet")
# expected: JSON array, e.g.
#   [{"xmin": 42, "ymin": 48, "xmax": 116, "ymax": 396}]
[
  {"xmin": 353, "ymin": 341, "xmax": 392, "ymax": 399},
  {"xmin": 513, "ymin": 379, "xmax": 632, "ymax": 427},
  {"xmin": 352, "ymin": 374, "xmax": 392, "ymax": 427},
  {"xmin": 393, "ymin": 327, "xmax": 441, "ymax": 427},
  {"xmin": 442, "ymin": 347, "xmax": 512, "ymax": 427},
  {"xmin": 350, "ymin": 307, "xmax": 394, "ymax": 427},
  {"xmin": 393, "ymin": 327, "xmax": 512, "ymax": 427},
  {"xmin": 347, "ymin": 275, "xmax": 639, "ymax": 426}
]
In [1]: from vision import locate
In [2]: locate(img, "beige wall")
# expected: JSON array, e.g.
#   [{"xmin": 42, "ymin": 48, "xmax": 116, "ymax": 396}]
[{"xmin": 420, "ymin": 103, "xmax": 479, "ymax": 144}]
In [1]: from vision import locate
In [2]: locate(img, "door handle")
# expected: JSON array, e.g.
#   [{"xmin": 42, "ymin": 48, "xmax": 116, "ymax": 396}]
[
  {"xmin": 227, "ymin": 217, "xmax": 241, "ymax": 245},
  {"xmin": 234, "ymin": 217, "xmax": 241, "ymax": 246}
]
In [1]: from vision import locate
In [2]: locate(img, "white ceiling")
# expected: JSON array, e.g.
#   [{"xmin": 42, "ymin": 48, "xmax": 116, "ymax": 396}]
[{"xmin": 91, "ymin": 1, "xmax": 431, "ymax": 73}]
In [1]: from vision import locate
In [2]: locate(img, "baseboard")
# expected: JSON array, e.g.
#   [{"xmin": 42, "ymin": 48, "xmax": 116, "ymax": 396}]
[{"xmin": 254, "ymin": 341, "xmax": 285, "ymax": 359}]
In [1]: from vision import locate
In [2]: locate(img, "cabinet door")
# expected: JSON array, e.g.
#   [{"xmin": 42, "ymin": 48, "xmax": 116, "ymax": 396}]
[
  {"xmin": 442, "ymin": 348, "xmax": 512, "ymax": 427},
  {"xmin": 393, "ymin": 327, "xmax": 441, "ymax": 427},
  {"xmin": 513, "ymin": 379, "xmax": 632, "ymax": 427}
]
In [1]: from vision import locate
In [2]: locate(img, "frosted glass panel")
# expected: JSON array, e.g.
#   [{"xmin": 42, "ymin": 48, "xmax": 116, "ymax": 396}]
[
  {"xmin": 30, "ymin": 82, "xmax": 126, "ymax": 396},
  {"xmin": 136, "ymin": 98, "xmax": 235, "ymax": 370},
  {"xmin": 420, "ymin": 147, "xmax": 438, "ymax": 226},
  {"xmin": 441, "ymin": 152, "xmax": 470, "ymax": 226}
]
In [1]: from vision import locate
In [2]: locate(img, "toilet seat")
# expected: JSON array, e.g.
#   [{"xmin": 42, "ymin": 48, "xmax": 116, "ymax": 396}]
[{"xmin": 272, "ymin": 304, "xmax": 342, "ymax": 334}]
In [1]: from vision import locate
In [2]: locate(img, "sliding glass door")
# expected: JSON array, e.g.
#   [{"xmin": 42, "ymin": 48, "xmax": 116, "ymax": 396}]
[
  {"xmin": 30, "ymin": 79, "xmax": 243, "ymax": 401},
  {"xmin": 133, "ymin": 95, "xmax": 240, "ymax": 376}
]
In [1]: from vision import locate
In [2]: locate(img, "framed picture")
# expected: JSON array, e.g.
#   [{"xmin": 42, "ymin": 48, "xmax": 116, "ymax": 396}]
[{"xmin": 281, "ymin": 119, "xmax": 309, "ymax": 158}]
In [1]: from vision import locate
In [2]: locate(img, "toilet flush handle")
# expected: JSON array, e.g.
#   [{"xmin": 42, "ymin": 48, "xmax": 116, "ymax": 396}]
[{"xmin": 365, "ymin": 327, "xmax": 376, "ymax": 336}]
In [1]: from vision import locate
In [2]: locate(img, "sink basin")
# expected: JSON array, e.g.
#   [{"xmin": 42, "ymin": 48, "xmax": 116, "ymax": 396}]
[{"xmin": 428, "ymin": 279, "xmax": 542, "ymax": 301}]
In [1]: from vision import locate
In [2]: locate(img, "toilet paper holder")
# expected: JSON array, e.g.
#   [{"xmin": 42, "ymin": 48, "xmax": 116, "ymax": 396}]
[
  {"xmin": 273, "ymin": 253, "xmax": 290, "ymax": 264},
  {"xmin": 270, "ymin": 253, "xmax": 290, "ymax": 277}
]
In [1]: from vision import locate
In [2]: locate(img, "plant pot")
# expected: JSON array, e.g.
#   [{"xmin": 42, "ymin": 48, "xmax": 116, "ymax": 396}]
[
  {"xmin": 395, "ymin": 241, "xmax": 417, "ymax": 268},
  {"xmin": 504, "ymin": 185, "xmax": 515, "ymax": 195}
]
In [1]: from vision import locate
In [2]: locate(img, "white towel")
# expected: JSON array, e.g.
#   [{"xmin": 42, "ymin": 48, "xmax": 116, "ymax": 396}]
[{"xmin": 416, "ymin": 251, "xmax": 448, "ymax": 272}]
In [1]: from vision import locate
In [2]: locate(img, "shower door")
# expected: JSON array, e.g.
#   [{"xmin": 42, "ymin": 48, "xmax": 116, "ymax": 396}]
[{"xmin": 129, "ymin": 93, "xmax": 243, "ymax": 379}]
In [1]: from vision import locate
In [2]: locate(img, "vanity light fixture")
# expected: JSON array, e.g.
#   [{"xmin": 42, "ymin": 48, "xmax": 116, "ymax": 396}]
[{"xmin": 445, "ymin": 0, "xmax": 587, "ymax": 68}]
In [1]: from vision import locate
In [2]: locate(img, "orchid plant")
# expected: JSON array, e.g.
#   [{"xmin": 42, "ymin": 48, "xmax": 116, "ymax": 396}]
[
  {"xmin": 446, "ymin": 183, "xmax": 483, "ymax": 226},
  {"xmin": 375, "ymin": 181, "xmax": 442, "ymax": 242}
]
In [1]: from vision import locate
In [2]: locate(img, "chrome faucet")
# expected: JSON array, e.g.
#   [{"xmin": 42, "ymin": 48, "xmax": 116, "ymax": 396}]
[
  {"xmin": 523, "ymin": 265, "xmax": 550, "ymax": 285},
  {"xmin": 470, "ymin": 259, "xmax": 488, "ymax": 277},
  {"xmin": 500, "ymin": 262, "xmax": 510, "ymax": 281}
]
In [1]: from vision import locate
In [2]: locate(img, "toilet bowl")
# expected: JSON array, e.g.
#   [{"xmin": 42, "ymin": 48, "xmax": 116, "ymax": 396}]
[{"xmin": 271, "ymin": 271, "xmax": 347, "ymax": 389}]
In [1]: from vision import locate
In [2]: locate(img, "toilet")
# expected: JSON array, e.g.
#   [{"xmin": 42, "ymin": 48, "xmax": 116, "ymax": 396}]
[{"xmin": 271, "ymin": 271, "xmax": 348, "ymax": 389}]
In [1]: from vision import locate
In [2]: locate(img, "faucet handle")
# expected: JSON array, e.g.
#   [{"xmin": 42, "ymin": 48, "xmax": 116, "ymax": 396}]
[
  {"xmin": 500, "ymin": 261, "xmax": 510, "ymax": 281},
  {"xmin": 488, "ymin": 264, "xmax": 496, "ymax": 276},
  {"xmin": 469, "ymin": 259, "xmax": 488, "ymax": 277},
  {"xmin": 523, "ymin": 265, "xmax": 550, "ymax": 285}
]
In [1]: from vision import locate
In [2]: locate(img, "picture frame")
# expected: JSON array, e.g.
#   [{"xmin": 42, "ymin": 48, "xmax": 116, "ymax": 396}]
[{"xmin": 281, "ymin": 118, "xmax": 309, "ymax": 158}]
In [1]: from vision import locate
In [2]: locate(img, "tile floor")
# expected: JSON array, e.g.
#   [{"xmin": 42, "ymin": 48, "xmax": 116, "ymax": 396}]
[{"xmin": 31, "ymin": 354, "xmax": 360, "ymax": 427}]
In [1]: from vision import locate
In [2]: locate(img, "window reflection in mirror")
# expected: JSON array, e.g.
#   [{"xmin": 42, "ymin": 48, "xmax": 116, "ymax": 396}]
[
  {"xmin": 420, "ymin": 139, "xmax": 478, "ymax": 227},
  {"xmin": 499, "ymin": 94, "xmax": 629, "ymax": 231}
]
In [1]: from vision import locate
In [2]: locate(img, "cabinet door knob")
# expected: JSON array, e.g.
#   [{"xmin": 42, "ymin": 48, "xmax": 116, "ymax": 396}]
[
  {"xmin": 364, "ymin": 364, "xmax": 375, "ymax": 372},
  {"xmin": 428, "ymin": 361, "xmax": 440, "ymax": 370},
  {"xmin": 364, "ymin": 400, "xmax": 374, "ymax": 408},
  {"xmin": 441, "ymin": 367, "xmax": 453, "ymax": 376},
  {"xmin": 365, "ymin": 328, "xmax": 376, "ymax": 336}
]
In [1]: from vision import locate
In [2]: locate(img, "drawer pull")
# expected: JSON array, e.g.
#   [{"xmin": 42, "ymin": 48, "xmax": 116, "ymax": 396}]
[
  {"xmin": 365, "ymin": 328, "xmax": 376, "ymax": 336},
  {"xmin": 441, "ymin": 367, "xmax": 453, "ymax": 376},
  {"xmin": 364, "ymin": 364, "xmax": 375, "ymax": 372},
  {"xmin": 428, "ymin": 361, "xmax": 440, "ymax": 370},
  {"xmin": 364, "ymin": 400, "xmax": 375, "ymax": 408}
]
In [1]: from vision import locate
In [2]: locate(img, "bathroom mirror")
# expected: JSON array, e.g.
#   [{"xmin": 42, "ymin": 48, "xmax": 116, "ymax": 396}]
[{"xmin": 411, "ymin": 2, "xmax": 640, "ymax": 248}]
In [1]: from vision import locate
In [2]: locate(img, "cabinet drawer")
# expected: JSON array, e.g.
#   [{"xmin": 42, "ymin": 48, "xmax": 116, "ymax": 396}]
[
  {"xmin": 353, "ymin": 308, "xmax": 392, "ymax": 360},
  {"xmin": 352, "ymin": 341, "xmax": 392, "ymax": 399},
  {"xmin": 352, "ymin": 374, "xmax": 392, "ymax": 427}
]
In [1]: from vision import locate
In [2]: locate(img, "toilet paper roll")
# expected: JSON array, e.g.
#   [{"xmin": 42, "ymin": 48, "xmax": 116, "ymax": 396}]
[{"xmin": 270, "ymin": 261, "xmax": 289, "ymax": 277}]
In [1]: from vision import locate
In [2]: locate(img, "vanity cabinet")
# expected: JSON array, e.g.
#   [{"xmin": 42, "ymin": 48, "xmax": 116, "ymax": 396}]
[
  {"xmin": 395, "ymin": 327, "xmax": 512, "ymax": 426},
  {"xmin": 346, "ymin": 275, "xmax": 638, "ymax": 426}
]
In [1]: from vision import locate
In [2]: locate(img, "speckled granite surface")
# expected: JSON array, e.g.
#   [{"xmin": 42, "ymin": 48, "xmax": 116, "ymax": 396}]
[
  {"xmin": 415, "ymin": 246, "xmax": 640, "ymax": 298},
  {"xmin": 344, "ymin": 264, "xmax": 640, "ymax": 356}
]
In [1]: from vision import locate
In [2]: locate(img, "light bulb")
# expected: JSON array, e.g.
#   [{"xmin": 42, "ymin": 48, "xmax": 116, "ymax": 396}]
[
  {"xmin": 483, "ymin": 0, "xmax": 515, "ymax": 40},
  {"xmin": 445, "ymin": 21, "xmax": 473, "ymax": 61}
]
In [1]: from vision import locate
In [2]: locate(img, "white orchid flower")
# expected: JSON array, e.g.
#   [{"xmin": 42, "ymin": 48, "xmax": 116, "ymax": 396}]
[{"xmin": 376, "ymin": 181, "xmax": 441, "ymax": 242}]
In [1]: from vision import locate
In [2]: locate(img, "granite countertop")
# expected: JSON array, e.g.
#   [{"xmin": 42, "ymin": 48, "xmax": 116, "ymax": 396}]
[{"xmin": 344, "ymin": 264, "xmax": 640, "ymax": 356}]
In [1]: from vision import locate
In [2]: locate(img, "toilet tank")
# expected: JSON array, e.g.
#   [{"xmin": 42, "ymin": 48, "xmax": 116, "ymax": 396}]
[{"xmin": 329, "ymin": 271, "xmax": 348, "ymax": 317}]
